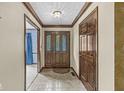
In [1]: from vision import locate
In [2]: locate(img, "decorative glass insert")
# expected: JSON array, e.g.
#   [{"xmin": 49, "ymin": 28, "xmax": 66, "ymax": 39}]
[
  {"xmin": 88, "ymin": 35, "xmax": 93, "ymax": 51},
  {"xmin": 82, "ymin": 35, "xmax": 87, "ymax": 51},
  {"xmin": 46, "ymin": 33, "xmax": 51, "ymax": 51},
  {"xmin": 62, "ymin": 35, "xmax": 67, "ymax": 51},
  {"xmin": 56, "ymin": 34, "xmax": 60, "ymax": 51}
]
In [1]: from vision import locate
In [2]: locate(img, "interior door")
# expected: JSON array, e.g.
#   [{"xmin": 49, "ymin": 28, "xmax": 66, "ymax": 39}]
[
  {"xmin": 79, "ymin": 8, "xmax": 98, "ymax": 91},
  {"xmin": 45, "ymin": 31, "xmax": 70, "ymax": 68}
]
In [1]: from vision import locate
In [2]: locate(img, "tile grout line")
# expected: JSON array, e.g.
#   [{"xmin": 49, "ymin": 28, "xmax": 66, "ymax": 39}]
[{"xmin": 27, "ymin": 73, "xmax": 39, "ymax": 90}]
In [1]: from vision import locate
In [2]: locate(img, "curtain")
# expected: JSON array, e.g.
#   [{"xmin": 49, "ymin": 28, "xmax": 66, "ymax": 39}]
[{"xmin": 26, "ymin": 33, "xmax": 33, "ymax": 65}]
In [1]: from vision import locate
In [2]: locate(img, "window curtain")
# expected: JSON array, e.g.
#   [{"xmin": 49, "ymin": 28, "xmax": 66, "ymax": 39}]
[{"xmin": 26, "ymin": 33, "xmax": 33, "ymax": 65}]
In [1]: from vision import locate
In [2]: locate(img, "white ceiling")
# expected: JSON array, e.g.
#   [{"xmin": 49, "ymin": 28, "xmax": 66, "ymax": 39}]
[{"xmin": 30, "ymin": 2, "xmax": 85, "ymax": 25}]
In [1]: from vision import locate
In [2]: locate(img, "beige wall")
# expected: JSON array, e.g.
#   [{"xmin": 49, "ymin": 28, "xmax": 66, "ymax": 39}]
[
  {"xmin": 72, "ymin": 2, "xmax": 114, "ymax": 90},
  {"xmin": 0, "ymin": 3, "xmax": 43, "ymax": 90},
  {"xmin": 42, "ymin": 27, "xmax": 73, "ymax": 67}
]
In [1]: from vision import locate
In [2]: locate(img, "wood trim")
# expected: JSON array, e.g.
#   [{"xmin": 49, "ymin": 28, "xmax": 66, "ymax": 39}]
[
  {"xmin": 24, "ymin": 14, "xmax": 41, "ymax": 90},
  {"xmin": 23, "ymin": 2, "xmax": 43, "ymax": 27},
  {"xmin": 72, "ymin": 2, "xmax": 92, "ymax": 26},
  {"xmin": 43, "ymin": 25, "xmax": 72, "ymax": 28},
  {"xmin": 96, "ymin": 6, "xmax": 99, "ymax": 91},
  {"xmin": 24, "ymin": 13, "xmax": 26, "ymax": 91}
]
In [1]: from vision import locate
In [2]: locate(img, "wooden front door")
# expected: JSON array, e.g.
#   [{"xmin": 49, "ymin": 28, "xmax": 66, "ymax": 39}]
[
  {"xmin": 79, "ymin": 8, "xmax": 98, "ymax": 91},
  {"xmin": 45, "ymin": 31, "xmax": 70, "ymax": 68}
]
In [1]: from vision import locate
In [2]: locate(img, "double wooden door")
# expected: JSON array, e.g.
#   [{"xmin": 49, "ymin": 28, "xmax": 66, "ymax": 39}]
[
  {"xmin": 79, "ymin": 8, "xmax": 98, "ymax": 91},
  {"xmin": 45, "ymin": 31, "xmax": 70, "ymax": 67}
]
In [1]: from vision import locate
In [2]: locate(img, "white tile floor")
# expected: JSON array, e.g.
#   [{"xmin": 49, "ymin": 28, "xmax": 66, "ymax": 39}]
[
  {"xmin": 27, "ymin": 68, "xmax": 86, "ymax": 91},
  {"xmin": 26, "ymin": 64, "xmax": 37, "ymax": 89}
]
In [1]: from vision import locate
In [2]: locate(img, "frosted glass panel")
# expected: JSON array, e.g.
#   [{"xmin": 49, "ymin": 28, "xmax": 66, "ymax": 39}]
[
  {"xmin": 46, "ymin": 34, "xmax": 51, "ymax": 51},
  {"xmin": 82, "ymin": 35, "xmax": 87, "ymax": 51},
  {"xmin": 62, "ymin": 35, "xmax": 67, "ymax": 51},
  {"xmin": 88, "ymin": 35, "xmax": 93, "ymax": 51},
  {"xmin": 56, "ymin": 34, "xmax": 60, "ymax": 51}
]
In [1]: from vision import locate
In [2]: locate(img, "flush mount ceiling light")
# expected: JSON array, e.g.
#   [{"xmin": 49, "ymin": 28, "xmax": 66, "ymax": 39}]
[{"xmin": 52, "ymin": 11, "xmax": 62, "ymax": 18}]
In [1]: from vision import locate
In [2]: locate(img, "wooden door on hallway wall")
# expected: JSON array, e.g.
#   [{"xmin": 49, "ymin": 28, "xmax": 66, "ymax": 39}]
[
  {"xmin": 79, "ymin": 7, "xmax": 98, "ymax": 91},
  {"xmin": 45, "ymin": 31, "xmax": 70, "ymax": 67}
]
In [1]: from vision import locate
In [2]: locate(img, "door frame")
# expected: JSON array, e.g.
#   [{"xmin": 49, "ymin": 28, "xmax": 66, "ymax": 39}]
[
  {"xmin": 44, "ymin": 31, "xmax": 70, "ymax": 68},
  {"xmin": 24, "ymin": 14, "xmax": 41, "ymax": 90},
  {"xmin": 79, "ymin": 7, "xmax": 98, "ymax": 91}
]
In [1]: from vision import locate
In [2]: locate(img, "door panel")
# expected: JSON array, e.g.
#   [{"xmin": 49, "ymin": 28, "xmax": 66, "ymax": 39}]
[
  {"xmin": 55, "ymin": 33, "xmax": 61, "ymax": 66},
  {"xmin": 46, "ymin": 33, "xmax": 51, "ymax": 51},
  {"xmin": 45, "ymin": 31, "xmax": 70, "ymax": 67},
  {"xmin": 45, "ymin": 32, "xmax": 52, "ymax": 67}
]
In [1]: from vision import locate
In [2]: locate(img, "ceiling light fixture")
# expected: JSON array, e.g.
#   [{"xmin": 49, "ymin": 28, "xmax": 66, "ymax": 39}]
[{"xmin": 53, "ymin": 11, "xmax": 62, "ymax": 18}]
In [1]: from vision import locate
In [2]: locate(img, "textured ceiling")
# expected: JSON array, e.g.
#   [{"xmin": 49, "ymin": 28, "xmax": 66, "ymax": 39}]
[{"xmin": 30, "ymin": 2, "xmax": 85, "ymax": 25}]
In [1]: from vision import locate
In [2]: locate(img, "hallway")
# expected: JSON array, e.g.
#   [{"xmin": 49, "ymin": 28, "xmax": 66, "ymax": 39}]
[
  {"xmin": 0, "ymin": 2, "xmax": 115, "ymax": 91},
  {"xmin": 27, "ymin": 68, "xmax": 86, "ymax": 91}
]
